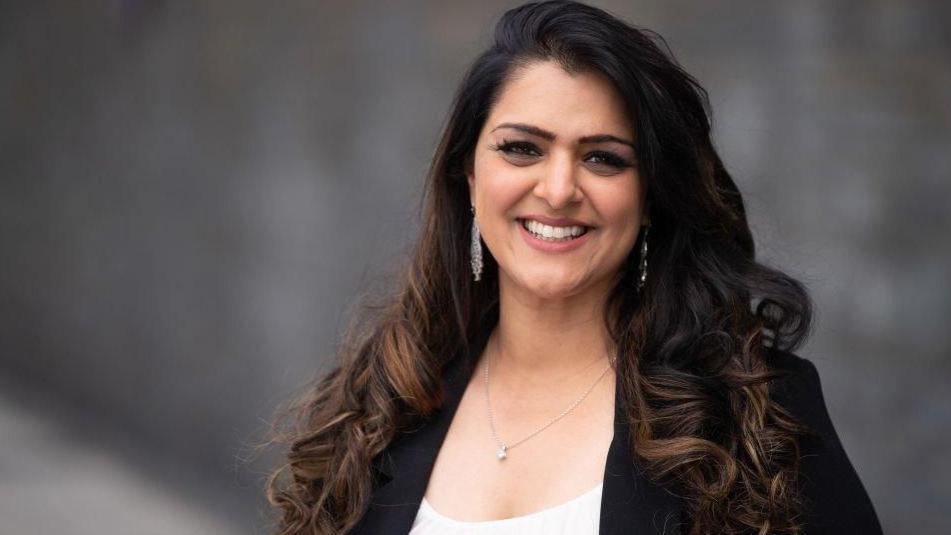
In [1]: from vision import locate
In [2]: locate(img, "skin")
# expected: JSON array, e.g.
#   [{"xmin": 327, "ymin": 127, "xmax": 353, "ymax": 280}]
[{"xmin": 423, "ymin": 60, "xmax": 649, "ymax": 521}]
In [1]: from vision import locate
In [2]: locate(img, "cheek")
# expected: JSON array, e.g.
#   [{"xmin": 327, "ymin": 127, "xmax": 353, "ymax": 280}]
[
  {"xmin": 594, "ymin": 184, "xmax": 643, "ymax": 252},
  {"xmin": 475, "ymin": 160, "xmax": 524, "ymax": 215},
  {"xmin": 607, "ymin": 209, "xmax": 640, "ymax": 246},
  {"xmin": 596, "ymin": 178, "xmax": 641, "ymax": 223}
]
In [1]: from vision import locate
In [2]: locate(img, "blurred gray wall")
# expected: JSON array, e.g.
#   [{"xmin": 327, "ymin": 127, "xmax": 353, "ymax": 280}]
[{"xmin": 1, "ymin": 1, "xmax": 948, "ymax": 533}]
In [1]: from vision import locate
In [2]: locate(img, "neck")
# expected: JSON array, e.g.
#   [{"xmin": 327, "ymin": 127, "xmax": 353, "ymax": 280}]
[{"xmin": 489, "ymin": 272, "xmax": 616, "ymax": 386}]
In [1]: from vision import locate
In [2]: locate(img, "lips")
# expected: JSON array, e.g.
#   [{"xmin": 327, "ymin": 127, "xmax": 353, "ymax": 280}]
[{"xmin": 517, "ymin": 217, "xmax": 594, "ymax": 252}]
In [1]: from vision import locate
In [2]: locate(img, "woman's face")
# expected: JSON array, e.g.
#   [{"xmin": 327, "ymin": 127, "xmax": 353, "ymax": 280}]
[{"xmin": 467, "ymin": 60, "xmax": 647, "ymax": 301}]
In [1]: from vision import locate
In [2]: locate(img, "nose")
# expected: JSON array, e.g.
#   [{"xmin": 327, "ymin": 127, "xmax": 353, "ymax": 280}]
[{"xmin": 533, "ymin": 150, "xmax": 582, "ymax": 209}]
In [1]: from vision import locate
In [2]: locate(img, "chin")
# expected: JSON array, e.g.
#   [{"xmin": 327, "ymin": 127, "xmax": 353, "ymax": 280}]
[{"xmin": 519, "ymin": 273, "xmax": 588, "ymax": 300}]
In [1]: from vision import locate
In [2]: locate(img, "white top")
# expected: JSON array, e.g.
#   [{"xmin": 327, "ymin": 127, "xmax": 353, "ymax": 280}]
[{"xmin": 409, "ymin": 481, "xmax": 603, "ymax": 534}]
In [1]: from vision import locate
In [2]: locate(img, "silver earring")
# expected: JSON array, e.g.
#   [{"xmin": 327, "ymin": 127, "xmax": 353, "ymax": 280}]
[
  {"xmin": 470, "ymin": 204, "xmax": 483, "ymax": 281},
  {"xmin": 636, "ymin": 224, "xmax": 649, "ymax": 293}
]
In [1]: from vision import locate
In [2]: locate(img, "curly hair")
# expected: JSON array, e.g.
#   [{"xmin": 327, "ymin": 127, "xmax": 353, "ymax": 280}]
[{"xmin": 263, "ymin": 1, "xmax": 817, "ymax": 533}]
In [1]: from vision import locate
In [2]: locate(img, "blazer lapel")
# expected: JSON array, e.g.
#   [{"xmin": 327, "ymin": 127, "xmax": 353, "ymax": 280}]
[
  {"xmin": 599, "ymin": 374, "xmax": 685, "ymax": 534},
  {"xmin": 353, "ymin": 336, "xmax": 686, "ymax": 535},
  {"xmin": 351, "ymin": 339, "xmax": 478, "ymax": 535}
]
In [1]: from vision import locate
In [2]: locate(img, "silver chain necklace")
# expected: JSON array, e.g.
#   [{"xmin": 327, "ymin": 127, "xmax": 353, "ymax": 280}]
[{"xmin": 484, "ymin": 343, "xmax": 616, "ymax": 461}]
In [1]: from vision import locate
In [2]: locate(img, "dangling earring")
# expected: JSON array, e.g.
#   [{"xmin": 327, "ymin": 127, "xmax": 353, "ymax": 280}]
[
  {"xmin": 636, "ymin": 224, "xmax": 649, "ymax": 293},
  {"xmin": 470, "ymin": 204, "xmax": 483, "ymax": 281}
]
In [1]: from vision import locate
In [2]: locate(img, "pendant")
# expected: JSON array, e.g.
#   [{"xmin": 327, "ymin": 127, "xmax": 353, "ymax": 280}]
[{"xmin": 496, "ymin": 445, "xmax": 507, "ymax": 460}]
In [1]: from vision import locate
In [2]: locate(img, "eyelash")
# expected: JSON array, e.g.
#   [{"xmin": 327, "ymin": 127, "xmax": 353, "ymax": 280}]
[{"xmin": 490, "ymin": 139, "xmax": 634, "ymax": 169}]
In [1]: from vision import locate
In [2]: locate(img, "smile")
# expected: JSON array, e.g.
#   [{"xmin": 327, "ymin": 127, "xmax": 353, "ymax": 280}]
[
  {"xmin": 520, "ymin": 218, "xmax": 590, "ymax": 241},
  {"xmin": 516, "ymin": 218, "xmax": 594, "ymax": 253}
]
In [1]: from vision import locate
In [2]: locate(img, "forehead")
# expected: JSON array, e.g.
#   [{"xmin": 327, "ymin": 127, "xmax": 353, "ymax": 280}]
[{"xmin": 486, "ymin": 60, "xmax": 634, "ymax": 138}]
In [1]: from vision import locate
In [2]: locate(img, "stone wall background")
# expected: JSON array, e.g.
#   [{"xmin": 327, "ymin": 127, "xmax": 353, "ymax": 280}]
[{"xmin": 1, "ymin": 1, "xmax": 948, "ymax": 533}]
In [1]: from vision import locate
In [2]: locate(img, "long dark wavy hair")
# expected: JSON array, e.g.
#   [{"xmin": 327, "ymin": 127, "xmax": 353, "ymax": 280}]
[{"xmin": 264, "ymin": 1, "xmax": 816, "ymax": 533}]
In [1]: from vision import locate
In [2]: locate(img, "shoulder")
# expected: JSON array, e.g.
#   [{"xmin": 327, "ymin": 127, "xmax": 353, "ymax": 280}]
[
  {"xmin": 762, "ymin": 346, "xmax": 884, "ymax": 534},
  {"xmin": 763, "ymin": 347, "xmax": 827, "ymax": 428}
]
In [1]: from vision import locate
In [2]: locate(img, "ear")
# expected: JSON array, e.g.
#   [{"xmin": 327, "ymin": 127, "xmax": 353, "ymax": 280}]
[{"xmin": 465, "ymin": 156, "xmax": 476, "ymax": 205}]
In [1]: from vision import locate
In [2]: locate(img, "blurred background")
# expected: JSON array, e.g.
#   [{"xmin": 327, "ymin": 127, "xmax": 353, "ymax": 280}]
[{"xmin": 1, "ymin": 1, "xmax": 949, "ymax": 533}]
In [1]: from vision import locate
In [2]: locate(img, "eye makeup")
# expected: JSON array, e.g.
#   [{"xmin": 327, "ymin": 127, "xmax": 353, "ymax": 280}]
[{"xmin": 488, "ymin": 138, "xmax": 636, "ymax": 170}]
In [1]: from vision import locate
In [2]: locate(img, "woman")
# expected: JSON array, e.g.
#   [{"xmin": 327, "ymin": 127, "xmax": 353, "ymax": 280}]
[{"xmin": 265, "ymin": 1, "xmax": 883, "ymax": 533}]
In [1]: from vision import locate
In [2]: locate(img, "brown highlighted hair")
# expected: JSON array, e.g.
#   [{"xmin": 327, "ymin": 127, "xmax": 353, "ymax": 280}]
[{"xmin": 264, "ymin": 1, "xmax": 815, "ymax": 533}]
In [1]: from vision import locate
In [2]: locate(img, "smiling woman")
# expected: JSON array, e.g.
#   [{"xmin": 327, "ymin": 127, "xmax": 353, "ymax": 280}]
[{"xmin": 264, "ymin": 1, "xmax": 883, "ymax": 534}]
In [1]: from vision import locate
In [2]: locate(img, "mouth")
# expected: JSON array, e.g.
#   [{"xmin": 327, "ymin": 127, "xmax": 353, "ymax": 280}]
[{"xmin": 516, "ymin": 218, "xmax": 592, "ymax": 242}]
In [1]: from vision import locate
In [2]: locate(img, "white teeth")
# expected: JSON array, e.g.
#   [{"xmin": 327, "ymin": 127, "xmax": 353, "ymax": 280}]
[{"xmin": 522, "ymin": 219, "xmax": 588, "ymax": 241}]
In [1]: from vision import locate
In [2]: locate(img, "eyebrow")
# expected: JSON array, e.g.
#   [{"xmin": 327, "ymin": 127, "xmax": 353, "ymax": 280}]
[{"xmin": 490, "ymin": 122, "xmax": 635, "ymax": 148}]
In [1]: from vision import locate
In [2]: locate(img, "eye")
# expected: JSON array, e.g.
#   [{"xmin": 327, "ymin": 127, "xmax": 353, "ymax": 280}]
[
  {"xmin": 586, "ymin": 150, "xmax": 634, "ymax": 170},
  {"xmin": 492, "ymin": 139, "xmax": 541, "ymax": 159}
]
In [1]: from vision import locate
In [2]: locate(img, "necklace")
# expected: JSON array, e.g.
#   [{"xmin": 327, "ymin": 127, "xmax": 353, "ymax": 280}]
[{"xmin": 483, "ymin": 341, "xmax": 616, "ymax": 461}]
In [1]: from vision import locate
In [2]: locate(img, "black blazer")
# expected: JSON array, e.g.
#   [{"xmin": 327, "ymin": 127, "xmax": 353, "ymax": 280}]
[{"xmin": 351, "ymin": 334, "xmax": 883, "ymax": 534}]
